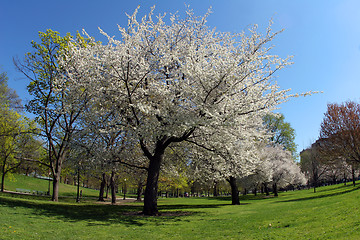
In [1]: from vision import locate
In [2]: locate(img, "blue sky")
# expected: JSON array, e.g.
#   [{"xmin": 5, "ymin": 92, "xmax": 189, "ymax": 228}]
[{"xmin": 1, "ymin": 0, "xmax": 360, "ymax": 154}]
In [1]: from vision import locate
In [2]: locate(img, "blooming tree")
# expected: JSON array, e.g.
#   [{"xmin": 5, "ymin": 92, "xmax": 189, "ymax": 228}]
[
  {"xmin": 57, "ymin": 7, "xmax": 307, "ymax": 215},
  {"xmin": 259, "ymin": 144, "xmax": 305, "ymax": 196},
  {"xmin": 188, "ymin": 115, "xmax": 266, "ymax": 204}
]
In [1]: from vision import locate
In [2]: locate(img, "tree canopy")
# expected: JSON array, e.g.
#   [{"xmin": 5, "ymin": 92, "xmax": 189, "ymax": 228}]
[
  {"xmin": 15, "ymin": 7, "xmax": 315, "ymax": 215},
  {"xmin": 263, "ymin": 113, "xmax": 297, "ymax": 157},
  {"xmin": 55, "ymin": 6, "xmax": 307, "ymax": 215}
]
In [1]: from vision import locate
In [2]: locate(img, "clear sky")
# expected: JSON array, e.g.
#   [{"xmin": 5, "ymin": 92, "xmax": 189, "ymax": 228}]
[{"xmin": 1, "ymin": 0, "xmax": 360, "ymax": 154}]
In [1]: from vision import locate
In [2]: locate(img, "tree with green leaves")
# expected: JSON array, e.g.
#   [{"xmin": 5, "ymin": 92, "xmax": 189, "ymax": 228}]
[
  {"xmin": 0, "ymin": 70, "xmax": 22, "ymax": 110},
  {"xmin": 15, "ymin": 30, "xmax": 91, "ymax": 201},
  {"xmin": 0, "ymin": 71, "xmax": 37, "ymax": 192},
  {"xmin": 263, "ymin": 113, "xmax": 297, "ymax": 157},
  {"xmin": 0, "ymin": 107, "xmax": 23, "ymax": 191}
]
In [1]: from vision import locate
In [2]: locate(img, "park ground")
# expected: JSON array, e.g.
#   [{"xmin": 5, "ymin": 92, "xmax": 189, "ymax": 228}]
[{"xmin": 0, "ymin": 175, "xmax": 359, "ymax": 239}]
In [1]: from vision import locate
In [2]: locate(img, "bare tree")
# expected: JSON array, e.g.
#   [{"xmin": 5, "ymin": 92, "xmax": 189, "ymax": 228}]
[{"xmin": 318, "ymin": 101, "xmax": 360, "ymax": 186}]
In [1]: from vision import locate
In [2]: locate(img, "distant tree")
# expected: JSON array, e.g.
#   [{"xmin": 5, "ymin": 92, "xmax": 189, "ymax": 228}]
[
  {"xmin": 0, "ymin": 107, "xmax": 23, "ymax": 192},
  {"xmin": 300, "ymin": 145, "xmax": 329, "ymax": 192},
  {"xmin": 319, "ymin": 101, "xmax": 360, "ymax": 186},
  {"xmin": 256, "ymin": 144, "xmax": 305, "ymax": 196},
  {"xmin": 239, "ymin": 173, "xmax": 263, "ymax": 196},
  {"xmin": 158, "ymin": 169, "xmax": 189, "ymax": 198},
  {"xmin": 122, "ymin": 166, "xmax": 146, "ymax": 201},
  {"xmin": 0, "ymin": 70, "xmax": 22, "ymax": 110},
  {"xmin": 15, "ymin": 126, "xmax": 44, "ymax": 176},
  {"xmin": 0, "ymin": 106, "xmax": 37, "ymax": 191},
  {"xmin": 263, "ymin": 113, "xmax": 297, "ymax": 157},
  {"xmin": 0, "ymin": 70, "xmax": 37, "ymax": 192}
]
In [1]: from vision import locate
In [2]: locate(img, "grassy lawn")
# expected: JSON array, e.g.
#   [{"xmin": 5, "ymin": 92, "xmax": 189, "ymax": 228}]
[
  {"xmin": 2, "ymin": 174, "xmax": 100, "ymax": 200},
  {"xmin": 0, "ymin": 177, "xmax": 359, "ymax": 239}
]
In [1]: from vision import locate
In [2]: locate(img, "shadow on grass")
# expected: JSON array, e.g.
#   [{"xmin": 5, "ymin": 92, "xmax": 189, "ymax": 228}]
[
  {"xmin": 158, "ymin": 203, "xmax": 231, "ymax": 211},
  {"xmin": 0, "ymin": 193, "xmax": 231, "ymax": 226},
  {"xmin": 0, "ymin": 194, "xmax": 143, "ymax": 226},
  {"xmin": 314, "ymin": 183, "xmax": 356, "ymax": 193},
  {"xmin": 278, "ymin": 186, "xmax": 360, "ymax": 203},
  {"xmin": 204, "ymin": 194, "xmax": 272, "ymax": 202}
]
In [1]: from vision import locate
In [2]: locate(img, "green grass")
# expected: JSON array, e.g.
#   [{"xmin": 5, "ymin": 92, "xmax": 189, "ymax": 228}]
[
  {"xmin": 0, "ymin": 177, "xmax": 359, "ymax": 239},
  {"xmin": 2, "ymin": 174, "xmax": 99, "ymax": 200}
]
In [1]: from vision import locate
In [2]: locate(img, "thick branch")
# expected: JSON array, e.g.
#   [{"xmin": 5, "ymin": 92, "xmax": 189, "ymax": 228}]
[
  {"xmin": 15, "ymin": 156, "xmax": 51, "ymax": 169},
  {"xmin": 111, "ymin": 158, "xmax": 148, "ymax": 171}
]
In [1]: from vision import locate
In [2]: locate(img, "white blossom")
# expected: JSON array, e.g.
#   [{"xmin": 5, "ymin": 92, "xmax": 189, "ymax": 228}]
[{"xmin": 54, "ymin": 7, "xmax": 309, "ymax": 212}]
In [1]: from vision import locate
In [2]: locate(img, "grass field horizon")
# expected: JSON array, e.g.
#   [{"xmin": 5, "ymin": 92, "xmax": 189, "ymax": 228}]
[{"xmin": 1, "ymin": 174, "xmax": 359, "ymax": 239}]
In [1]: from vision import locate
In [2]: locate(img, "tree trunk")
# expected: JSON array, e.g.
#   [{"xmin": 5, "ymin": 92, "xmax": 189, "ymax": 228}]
[
  {"xmin": 123, "ymin": 180, "xmax": 127, "ymax": 200},
  {"xmin": 227, "ymin": 176, "xmax": 240, "ymax": 205},
  {"xmin": 136, "ymin": 180, "xmax": 143, "ymax": 201},
  {"xmin": 105, "ymin": 184, "xmax": 109, "ymax": 198},
  {"xmin": 76, "ymin": 168, "xmax": 81, "ymax": 203},
  {"xmin": 143, "ymin": 154, "xmax": 162, "ymax": 216},
  {"xmin": 273, "ymin": 182, "xmax": 278, "ymax": 197},
  {"xmin": 263, "ymin": 183, "xmax": 270, "ymax": 196},
  {"xmin": 213, "ymin": 181, "xmax": 218, "ymax": 197},
  {"xmin": 313, "ymin": 177, "xmax": 317, "ymax": 193},
  {"xmin": 352, "ymin": 165, "xmax": 356, "ymax": 187},
  {"xmin": 191, "ymin": 184, "xmax": 195, "ymax": 197},
  {"xmin": 25, "ymin": 167, "xmax": 30, "ymax": 176},
  {"xmin": 110, "ymin": 171, "xmax": 116, "ymax": 204},
  {"xmin": 52, "ymin": 172, "xmax": 60, "ymax": 201},
  {"xmin": 98, "ymin": 172, "xmax": 106, "ymax": 201},
  {"xmin": 141, "ymin": 132, "xmax": 192, "ymax": 215},
  {"xmin": 1, "ymin": 172, "xmax": 5, "ymax": 192},
  {"xmin": 51, "ymin": 154, "xmax": 63, "ymax": 202},
  {"xmin": 344, "ymin": 172, "xmax": 347, "ymax": 186},
  {"xmin": 1, "ymin": 162, "xmax": 6, "ymax": 192}
]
